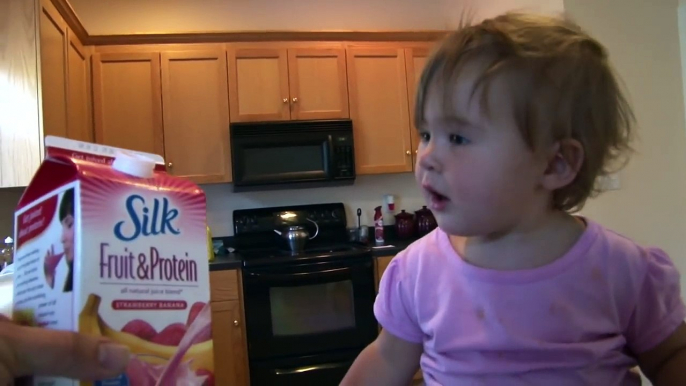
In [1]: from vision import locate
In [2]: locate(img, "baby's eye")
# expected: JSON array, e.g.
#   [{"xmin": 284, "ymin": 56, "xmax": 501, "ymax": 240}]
[
  {"xmin": 419, "ymin": 131, "xmax": 430, "ymax": 142},
  {"xmin": 450, "ymin": 134, "xmax": 469, "ymax": 145}
]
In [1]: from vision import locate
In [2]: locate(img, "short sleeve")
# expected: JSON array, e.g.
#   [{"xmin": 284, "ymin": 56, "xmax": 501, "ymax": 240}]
[
  {"xmin": 625, "ymin": 247, "xmax": 686, "ymax": 354},
  {"xmin": 374, "ymin": 257, "xmax": 424, "ymax": 343}
]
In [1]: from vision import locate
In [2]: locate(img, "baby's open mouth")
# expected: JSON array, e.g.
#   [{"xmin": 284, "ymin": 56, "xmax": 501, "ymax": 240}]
[{"xmin": 426, "ymin": 187, "xmax": 449, "ymax": 203}]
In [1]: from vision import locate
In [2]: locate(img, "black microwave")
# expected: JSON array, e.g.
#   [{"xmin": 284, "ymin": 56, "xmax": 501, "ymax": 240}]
[{"xmin": 230, "ymin": 119, "xmax": 356, "ymax": 191}]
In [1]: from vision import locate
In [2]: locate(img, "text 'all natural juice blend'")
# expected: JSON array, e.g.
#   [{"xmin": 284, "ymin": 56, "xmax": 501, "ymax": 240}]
[{"xmin": 13, "ymin": 137, "xmax": 214, "ymax": 386}]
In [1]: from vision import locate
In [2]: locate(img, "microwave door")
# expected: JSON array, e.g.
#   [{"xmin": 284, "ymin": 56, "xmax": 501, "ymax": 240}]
[{"xmin": 233, "ymin": 135, "xmax": 331, "ymax": 185}]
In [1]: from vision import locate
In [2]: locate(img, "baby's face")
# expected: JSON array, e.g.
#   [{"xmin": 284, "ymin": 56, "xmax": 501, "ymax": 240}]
[
  {"xmin": 415, "ymin": 65, "xmax": 550, "ymax": 237},
  {"xmin": 61, "ymin": 214, "xmax": 75, "ymax": 262}
]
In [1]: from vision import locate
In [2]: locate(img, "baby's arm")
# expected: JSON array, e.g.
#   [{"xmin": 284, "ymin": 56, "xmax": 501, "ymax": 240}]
[
  {"xmin": 340, "ymin": 329, "xmax": 422, "ymax": 385},
  {"xmin": 625, "ymin": 248, "xmax": 686, "ymax": 385},
  {"xmin": 635, "ymin": 322, "xmax": 686, "ymax": 386}
]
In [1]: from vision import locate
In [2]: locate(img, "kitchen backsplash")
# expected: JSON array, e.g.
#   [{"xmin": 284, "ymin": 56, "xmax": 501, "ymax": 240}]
[
  {"xmin": 204, "ymin": 173, "xmax": 425, "ymax": 236},
  {"xmin": 0, "ymin": 173, "xmax": 425, "ymax": 238}
]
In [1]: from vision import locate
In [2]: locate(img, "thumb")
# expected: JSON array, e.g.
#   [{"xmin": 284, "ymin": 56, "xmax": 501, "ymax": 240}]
[{"xmin": 2, "ymin": 322, "xmax": 130, "ymax": 381}]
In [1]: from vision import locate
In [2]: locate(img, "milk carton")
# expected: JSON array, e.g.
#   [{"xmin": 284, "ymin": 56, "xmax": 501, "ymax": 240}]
[{"xmin": 13, "ymin": 137, "xmax": 214, "ymax": 386}]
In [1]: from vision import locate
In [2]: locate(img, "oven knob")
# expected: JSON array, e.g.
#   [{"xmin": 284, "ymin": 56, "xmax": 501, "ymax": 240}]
[{"xmin": 330, "ymin": 210, "xmax": 337, "ymax": 219}]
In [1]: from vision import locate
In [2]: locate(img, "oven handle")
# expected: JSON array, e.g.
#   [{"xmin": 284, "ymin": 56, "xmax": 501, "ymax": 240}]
[
  {"xmin": 247, "ymin": 266, "xmax": 352, "ymax": 280},
  {"xmin": 274, "ymin": 360, "xmax": 352, "ymax": 376}
]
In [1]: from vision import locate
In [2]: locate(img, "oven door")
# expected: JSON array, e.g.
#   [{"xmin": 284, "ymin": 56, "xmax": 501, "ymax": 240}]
[
  {"xmin": 232, "ymin": 132, "xmax": 333, "ymax": 187},
  {"xmin": 242, "ymin": 256, "xmax": 377, "ymax": 360}
]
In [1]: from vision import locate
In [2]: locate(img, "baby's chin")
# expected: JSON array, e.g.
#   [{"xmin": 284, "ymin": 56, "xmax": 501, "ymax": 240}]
[{"xmin": 436, "ymin": 217, "xmax": 490, "ymax": 238}]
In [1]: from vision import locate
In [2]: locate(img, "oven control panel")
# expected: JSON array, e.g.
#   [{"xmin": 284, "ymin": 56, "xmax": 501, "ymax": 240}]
[{"xmin": 234, "ymin": 203, "xmax": 347, "ymax": 235}]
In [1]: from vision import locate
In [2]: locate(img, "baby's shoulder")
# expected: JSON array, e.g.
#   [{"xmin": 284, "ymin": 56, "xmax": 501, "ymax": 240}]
[
  {"xmin": 585, "ymin": 219, "xmax": 675, "ymax": 284},
  {"xmin": 386, "ymin": 228, "xmax": 456, "ymax": 275}
]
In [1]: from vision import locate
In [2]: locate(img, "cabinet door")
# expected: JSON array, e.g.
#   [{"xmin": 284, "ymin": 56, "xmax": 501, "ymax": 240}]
[
  {"xmin": 211, "ymin": 300, "xmax": 249, "ymax": 386},
  {"xmin": 0, "ymin": 0, "xmax": 42, "ymax": 187},
  {"xmin": 288, "ymin": 48, "xmax": 349, "ymax": 120},
  {"xmin": 405, "ymin": 47, "xmax": 430, "ymax": 166},
  {"xmin": 228, "ymin": 48, "xmax": 290, "ymax": 122},
  {"xmin": 39, "ymin": 0, "xmax": 68, "ymax": 138},
  {"xmin": 66, "ymin": 30, "xmax": 92, "ymax": 142},
  {"xmin": 347, "ymin": 48, "xmax": 413, "ymax": 174},
  {"xmin": 375, "ymin": 255, "xmax": 394, "ymax": 292},
  {"xmin": 92, "ymin": 52, "xmax": 164, "ymax": 156},
  {"xmin": 161, "ymin": 50, "xmax": 231, "ymax": 184}
]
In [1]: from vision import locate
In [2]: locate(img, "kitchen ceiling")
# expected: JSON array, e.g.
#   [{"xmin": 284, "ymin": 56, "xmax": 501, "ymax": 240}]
[
  {"xmin": 67, "ymin": 0, "xmax": 563, "ymax": 35},
  {"xmin": 67, "ymin": 0, "xmax": 449, "ymax": 35}
]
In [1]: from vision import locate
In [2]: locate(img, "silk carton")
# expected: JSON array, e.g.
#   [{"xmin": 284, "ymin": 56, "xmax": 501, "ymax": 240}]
[{"xmin": 13, "ymin": 137, "xmax": 214, "ymax": 386}]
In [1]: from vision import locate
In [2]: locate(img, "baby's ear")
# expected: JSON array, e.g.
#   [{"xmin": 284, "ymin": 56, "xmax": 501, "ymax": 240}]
[{"xmin": 541, "ymin": 139, "xmax": 584, "ymax": 190}]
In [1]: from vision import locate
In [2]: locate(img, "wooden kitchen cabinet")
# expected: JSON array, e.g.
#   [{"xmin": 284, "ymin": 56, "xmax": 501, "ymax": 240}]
[
  {"xmin": 38, "ymin": 0, "xmax": 92, "ymax": 143},
  {"xmin": 210, "ymin": 269, "xmax": 249, "ymax": 386},
  {"xmin": 347, "ymin": 48, "xmax": 414, "ymax": 175},
  {"xmin": 228, "ymin": 48, "xmax": 290, "ymax": 122},
  {"xmin": 228, "ymin": 46, "xmax": 349, "ymax": 122},
  {"xmin": 288, "ymin": 48, "xmax": 349, "ymax": 120},
  {"xmin": 0, "ymin": 0, "xmax": 42, "ymax": 187},
  {"xmin": 66, "ymin": 30, "xmax": 93, "ymax": 142},
  {"xmin": 92, "ymin": 51, "xmax": 165, "ymax": 156},
  {"xmin": 375, "ymin": 255, "xmax": 394, "ymax": 292},
  {"xmin": 211, "ymin": 300, "xmax": 249, "ymax": 386},
  {"xmin": 161, "ymin": 50, "xmax": 232, "ymax": 183},
  {"xmin": 405, "ymin": 46, "xmax": 431, "ymax": 166},
  {"xmin": 39, "ymin": 0, "xmax": 68, "ymax": 139}
]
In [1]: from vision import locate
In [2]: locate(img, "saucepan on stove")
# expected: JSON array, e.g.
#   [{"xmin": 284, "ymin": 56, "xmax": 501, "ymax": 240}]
[{"xmin": 274, "ymin": 218, "xmax": 320, "ymax": 254}]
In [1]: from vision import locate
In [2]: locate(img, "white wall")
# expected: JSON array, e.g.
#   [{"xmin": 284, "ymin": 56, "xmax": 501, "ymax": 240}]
[
  {"xmin": 564, "ymin": 0, "xmax": 686, "ymax": 290},
  {"xmin": 68, "ymin": 0, "xmax": 563, "ymax": 34},
  {"xmin": 203, "ymin": 173, "xmax": 426, "ymax": 236},
  {"xmin": 680, "ymin": 0, "xmax": 686, "ymax": 128}
]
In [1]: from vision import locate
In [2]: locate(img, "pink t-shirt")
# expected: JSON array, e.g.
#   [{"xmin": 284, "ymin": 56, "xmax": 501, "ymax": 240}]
[{"xmin": 375, "ymin": 219, "xmax": 686, "ymax": 385}]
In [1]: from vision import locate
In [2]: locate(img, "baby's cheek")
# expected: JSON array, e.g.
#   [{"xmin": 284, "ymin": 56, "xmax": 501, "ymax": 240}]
[{"xmin": 453, "ymin": 171, "xmax": 502, "ymax": 204}]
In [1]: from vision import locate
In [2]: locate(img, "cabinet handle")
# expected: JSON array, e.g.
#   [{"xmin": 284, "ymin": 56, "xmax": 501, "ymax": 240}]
[
  {"xmin": 283, "ymin": 98, "xmax": 288, "ymax": 103},
  {"xmin": 405, "ymin": 150, "xmax": 411, "ymax": 156},
  {"xmin": 167, "ymin": 162, "xmax": 173, "ymax": 168},
  {"xmin": 292, "ymin": 97, "xmax": 298, "ymax": 103},
  {"xmin": 233, "ymin": 320, "xmax": 239, "ymax": 327}
]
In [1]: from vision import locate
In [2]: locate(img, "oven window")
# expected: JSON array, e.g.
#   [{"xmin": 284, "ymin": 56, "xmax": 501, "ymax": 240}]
[
  {"xmin": 269, "ymin": 280, "xmax": 355, "ymax": 336},
  {"xmin": 244, "ymin": 145, "xmax": 324, "ymax": 176}
]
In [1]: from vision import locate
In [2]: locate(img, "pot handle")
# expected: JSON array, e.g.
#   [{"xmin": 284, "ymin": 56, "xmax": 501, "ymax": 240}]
[{"xmin": 306, "ymin": 218, "xmax": 319, "ymax": 239}]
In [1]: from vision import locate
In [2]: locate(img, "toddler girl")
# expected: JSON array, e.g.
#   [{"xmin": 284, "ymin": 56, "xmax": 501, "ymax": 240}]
[{"xmin": 342, "ymin": 12, "xmax": 686, "ymax": 386}]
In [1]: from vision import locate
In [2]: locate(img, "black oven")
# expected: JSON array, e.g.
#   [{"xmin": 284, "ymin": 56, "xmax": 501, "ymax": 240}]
[
  {"xmin": 230, "ymin": 119, "xmax": 355, "ymax": 191},
  {"xmin": 242, "ymin": 254, "xmax": 377, "ymax": 385}
]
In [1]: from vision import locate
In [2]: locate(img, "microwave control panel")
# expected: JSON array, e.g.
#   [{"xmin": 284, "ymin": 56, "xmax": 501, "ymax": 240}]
[{"xmin": 331, "ymin": 134, "xmax": 355, "ymax": 178}]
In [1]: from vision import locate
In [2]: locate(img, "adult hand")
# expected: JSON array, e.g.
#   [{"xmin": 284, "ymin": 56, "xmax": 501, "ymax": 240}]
[{"xmin": 0, "ymin": 315, "xmax": 130, "ymax": 383}]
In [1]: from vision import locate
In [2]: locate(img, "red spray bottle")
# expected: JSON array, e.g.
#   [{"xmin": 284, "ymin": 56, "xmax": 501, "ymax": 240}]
[{"xmin": 374, "ymin": 206, "xmax": 384, "ymax": 244}]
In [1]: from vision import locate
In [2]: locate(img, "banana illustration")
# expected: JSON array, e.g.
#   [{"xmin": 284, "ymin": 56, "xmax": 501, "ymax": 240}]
[{"xmin": 79, "ymin": 294, "xmax": 214, "ymax": 372}]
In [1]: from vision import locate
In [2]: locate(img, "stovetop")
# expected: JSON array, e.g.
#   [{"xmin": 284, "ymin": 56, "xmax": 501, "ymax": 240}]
[{"xmin": 233, "ymin": 203, "xmax": 371, "ymax": 267}]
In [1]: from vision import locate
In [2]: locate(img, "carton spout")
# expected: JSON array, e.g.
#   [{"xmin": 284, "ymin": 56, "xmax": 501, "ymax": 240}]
[{"xmin": 113, "ymin": 151, "xmax": 157, "ymax": 178}]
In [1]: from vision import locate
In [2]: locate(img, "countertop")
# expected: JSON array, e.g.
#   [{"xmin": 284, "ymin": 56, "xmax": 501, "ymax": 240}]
[
  {"xmin": 369, "ymin": 237, "xmax": 417, "ymax": 257},
  {"xmin": 209, "ymin": 253, "xmax": 242, "ymax": 271}
]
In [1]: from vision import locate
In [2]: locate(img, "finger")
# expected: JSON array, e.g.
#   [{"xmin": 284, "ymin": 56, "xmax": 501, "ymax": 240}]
[{"xmin": 2, "ymin": 323, "xmax": 130, "ymax": 380}]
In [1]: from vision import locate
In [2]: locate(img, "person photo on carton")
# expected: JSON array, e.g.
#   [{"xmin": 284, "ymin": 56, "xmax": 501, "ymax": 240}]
[
  {"xmin": 0, "ymin": 314, "xmax": 130, "ymax": 383},
  {"xmin": 43, "ymin": 188, "xmax": 75, "ymax": 293},
  {"xmin": 341, "ymin": 12, "xmax": 686, "ymax": 386}
]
